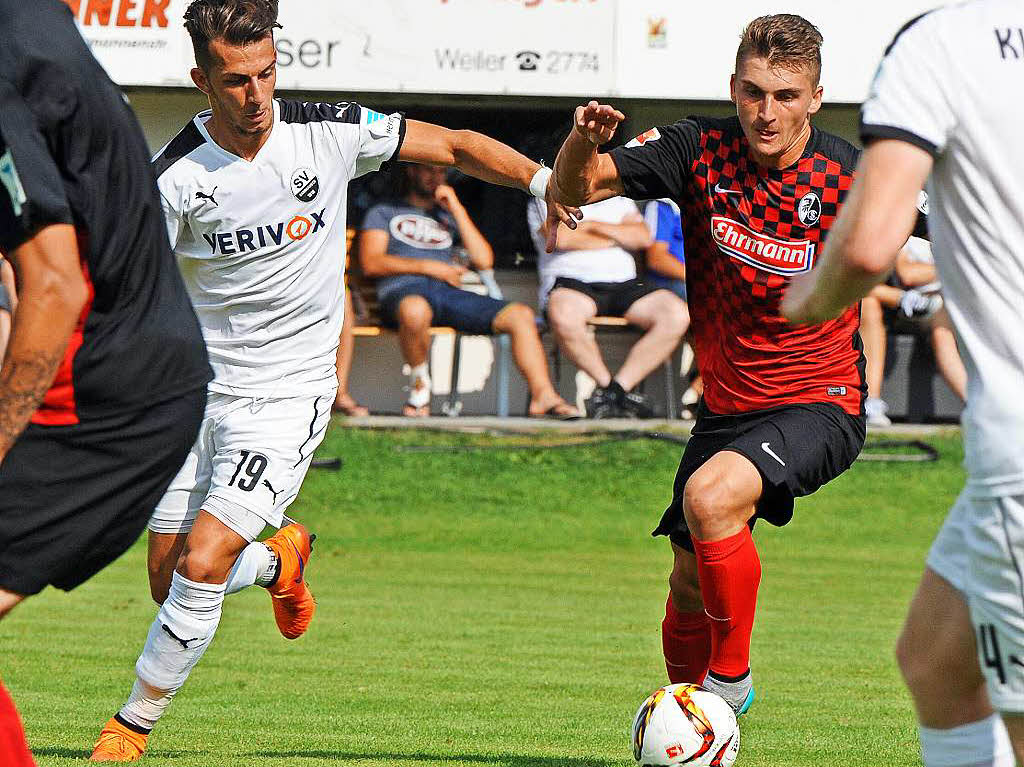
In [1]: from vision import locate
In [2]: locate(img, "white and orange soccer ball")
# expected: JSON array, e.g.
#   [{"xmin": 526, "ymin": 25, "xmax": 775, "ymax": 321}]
[{"xmin": 631, "ymin": 684, "xmax": 740, "ymax": 766}]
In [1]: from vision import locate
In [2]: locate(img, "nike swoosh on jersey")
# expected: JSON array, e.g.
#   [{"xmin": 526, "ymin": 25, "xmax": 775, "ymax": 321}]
[{"xmin": 714, "ymin": 183, "xmax": 742, "ymax": 195}]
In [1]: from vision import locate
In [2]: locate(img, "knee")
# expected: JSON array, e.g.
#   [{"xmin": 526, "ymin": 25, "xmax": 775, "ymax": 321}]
[
  {"xmin": 658, "ymin": 299, "xmax": 689, "ymax": 337},
  {"xmin": 397, "ymin": 296, "xmax": 432, "ymax": 331},
  {"xmin": 176, "ymin": 544, "xmax": 227, "ymax": 585},
  {"xmin": 499, "ymin": 302, "xmax": 536, "ymax": 333},
  {"xmin": 862, "ymin": 296, "xmax": 883, "ymax": 325},
  {"xmin": 682, "ymin": 471, "xmax": 733, "ymax": 533},
  {"xmin": 547, "ymin": 298, "xmax": 586, "ymax": 338}
]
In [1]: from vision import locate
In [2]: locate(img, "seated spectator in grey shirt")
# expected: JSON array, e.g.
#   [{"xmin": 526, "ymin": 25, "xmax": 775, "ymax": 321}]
[{"xmin": 359, "ymin": 164, "xmax": 577, "ymax": 418}]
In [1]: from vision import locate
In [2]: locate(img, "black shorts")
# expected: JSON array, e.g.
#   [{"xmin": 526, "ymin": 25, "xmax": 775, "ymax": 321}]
[
  {"xmin": 656, "ymin": 400, "xmax": 866, "ymax": 551},
  {"xmin": 0, "ymin": 387, "xmax": 205, "ymax": 595},
  {"xmin": 549, "ymin": 277, "xmax": 661, "ymax": 317}
]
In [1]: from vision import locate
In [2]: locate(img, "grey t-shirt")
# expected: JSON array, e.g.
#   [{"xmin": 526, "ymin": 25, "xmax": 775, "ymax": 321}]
[{"xmin": 361, "ymin": 201, "xmax": 461, "ymax": 298}]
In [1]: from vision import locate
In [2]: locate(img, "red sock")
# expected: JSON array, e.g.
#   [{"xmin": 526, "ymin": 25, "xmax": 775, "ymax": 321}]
[
  {"xmin": 0, "ymin": 682, "xmax": 36, "ymax": 767},
  {"xmin": 691, "ymin": 527, "xmax": 762, "ymax": 679},
  {"xmin": 662, "ymin": 594, "xmax": 711, "ymax": 684}
]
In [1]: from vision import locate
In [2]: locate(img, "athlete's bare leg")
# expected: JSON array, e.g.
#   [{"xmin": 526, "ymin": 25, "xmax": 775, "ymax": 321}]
[
  {"xmin": 662, "ymin": 451, "xmax": 762, "ymax": 701},
  {"xmin": 545, "ymin": 288, "xmax": 610, "ymax": 387},
  {"xmin": 148, "ymin": 532, "xmax": 189, "ymax": 605},
  {"xmin": 896, "ymin": 567, "xmax": 991, "ymax": 728},
  {"xmin": 619, "ymin": 290, "xmax": 689, "ymax": 391},
  {"xmin": 175, "ymin": 511, "xmax": 248, "ymax": 584}
]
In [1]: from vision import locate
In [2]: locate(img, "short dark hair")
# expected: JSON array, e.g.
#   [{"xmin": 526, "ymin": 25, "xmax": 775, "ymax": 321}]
[
  {"xmin": 183, "ymin": 0, "xmax": 281, "ymax": 71},
  {"xmin": 736, "ymin": 14, "xmax": 823, "ymax": 85}
]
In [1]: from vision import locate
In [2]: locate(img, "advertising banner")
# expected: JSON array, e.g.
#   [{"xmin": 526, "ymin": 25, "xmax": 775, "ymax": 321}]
[
  {"xmin": 64, "ymin": 0, "xmax": 193, "ymax": 86},
  {"xmin": 67, "ymin": 0, "xmax": 942, "ymax": 102},
  {"xmin": 271, "ymin": 0, "xmax": 614, "ymax": 96}
]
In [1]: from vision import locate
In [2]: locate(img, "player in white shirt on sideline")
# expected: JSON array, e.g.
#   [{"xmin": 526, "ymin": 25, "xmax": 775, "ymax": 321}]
[
  {"xmin": 783, "ymin": 2, "xmax": 1024, "ymax": 765},
  {"xmin": 88, "ymin": 0, "xmax": 579, "ymax": 761}
]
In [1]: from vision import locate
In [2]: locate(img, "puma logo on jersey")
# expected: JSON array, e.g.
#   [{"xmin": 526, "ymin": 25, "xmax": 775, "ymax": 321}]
[
  {"xmin": 263, "ymin": 479, "xmax": 281, "ymax": 504},
  {"xmin": 711, "ymin": 215, "xmax": 815, "ymax": 276},
  {"xmin": 195, "ymin": 187, "xmax": 218, "ymax": 207},
  {"xmin": 202, "ymin": 208, "xmax": 327, "ymax": 255}
]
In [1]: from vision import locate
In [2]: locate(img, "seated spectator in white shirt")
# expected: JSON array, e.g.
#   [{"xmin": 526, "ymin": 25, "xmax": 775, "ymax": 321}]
[{"xmin": 528, "ymin": 196, "xmax": 689, "ymax": 418}]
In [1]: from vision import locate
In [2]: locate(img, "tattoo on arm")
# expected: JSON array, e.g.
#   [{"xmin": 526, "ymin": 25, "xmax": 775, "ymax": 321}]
[{"xmin": 0, "ymin": 349, "xmax": 64, "ymax": 455}]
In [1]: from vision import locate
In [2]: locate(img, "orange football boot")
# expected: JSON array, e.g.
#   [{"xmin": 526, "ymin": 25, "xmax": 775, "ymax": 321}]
[
  {"xmin": 263, "ymin": 523, "xmax": 316, "ymax": 639},
  {"xmin": 89, "ymin": 716, "xmax": 148, "ymax": 762}
]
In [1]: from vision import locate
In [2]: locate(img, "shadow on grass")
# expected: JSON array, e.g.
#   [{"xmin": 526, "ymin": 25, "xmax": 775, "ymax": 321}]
[
  {"xmin": 247, "ymin": 751, "xmax": 623, "ymax": 767},
  {"xmin": 31, "ymin": 746, "xmax": 192, "ymax": 759}
]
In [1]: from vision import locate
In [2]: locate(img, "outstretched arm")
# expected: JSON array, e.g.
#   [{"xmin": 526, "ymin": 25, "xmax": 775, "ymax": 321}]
[
  {"xmin": 543, "ymin": 102, "xmax": 630, "ymax": 252},
  {"xmin": 781, "ymin": 139, "xmax": 933, "ymax": 324},
  {"xmin": 397, "ymin": 120, "xmax": 582, "ymax": 230}
]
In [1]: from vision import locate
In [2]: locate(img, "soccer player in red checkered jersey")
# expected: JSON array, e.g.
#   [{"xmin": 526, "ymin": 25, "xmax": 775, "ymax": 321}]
[{"xmin": 539, "ymin": 14, "xmax": 912, "ymax": 714}]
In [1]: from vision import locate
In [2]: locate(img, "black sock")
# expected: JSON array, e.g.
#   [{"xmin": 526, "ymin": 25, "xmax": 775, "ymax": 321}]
[
  {"xmin": 706, "ymin": 668, "xmax": 751, "ymax": 684},
  {"xmin": 114, "ymin": 713, "xmax": 153, "ymax": 735},
  {"xmin": 606, "ymin": 380, "xmax": 626, "ymax": 401}
]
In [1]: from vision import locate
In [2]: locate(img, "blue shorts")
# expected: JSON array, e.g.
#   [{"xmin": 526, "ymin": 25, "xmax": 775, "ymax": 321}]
[{"xmin": 378, "ymin": 277, "xmax": 510, "ymax": 336}]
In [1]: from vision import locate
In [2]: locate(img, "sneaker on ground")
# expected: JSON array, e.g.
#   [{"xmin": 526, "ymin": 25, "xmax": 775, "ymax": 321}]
[
  {"xmin": 702, "ymin": 669, "xmax": 756, "ymax": 717},
  {"xmin": 90, "ymin": 717, "xmax": 148, "ymax": 762},
  {"xmin": 585, "ymin": 386, "xmax": 624, "ymax": 418},
  {"xmin": 865, "ymin": 397, "xmax": 892, "ymax": 427},
  {"xmin": 619, "ymin": 390, "xmax": 655, "ymax": 419},
  {"xmin": 899, "ymin": 288, "xmax": 943, "ymax": 320},
  {"xmin": 263, "ymin": 523, "xmax": 316, "ymax": 640}
]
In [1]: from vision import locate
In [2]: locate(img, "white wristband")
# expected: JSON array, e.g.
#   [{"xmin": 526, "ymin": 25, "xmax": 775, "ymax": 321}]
[{"xmin": 529, "ymin": 166, "xmax": 552, "ymax": 199}]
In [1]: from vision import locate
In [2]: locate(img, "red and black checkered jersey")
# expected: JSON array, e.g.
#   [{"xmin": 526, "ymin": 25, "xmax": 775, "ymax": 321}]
[{"xmin": 610, "ymin": 116, "xmax": 871, "ymax": 416}]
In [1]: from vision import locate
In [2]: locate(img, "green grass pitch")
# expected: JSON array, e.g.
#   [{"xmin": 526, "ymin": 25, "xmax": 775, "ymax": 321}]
[{"xmin": 4, "ymin": 426, "xmax": 964, "ymax": 766}]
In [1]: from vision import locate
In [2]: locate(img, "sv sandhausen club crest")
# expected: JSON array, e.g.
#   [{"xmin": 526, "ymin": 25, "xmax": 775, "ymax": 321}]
[{"xmin": 290, "ymin": 167, "xmax": 319, "ymax": 203}]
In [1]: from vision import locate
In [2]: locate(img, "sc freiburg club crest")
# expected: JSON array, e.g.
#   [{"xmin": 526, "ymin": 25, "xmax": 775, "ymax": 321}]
[{"xmin": 291, "ymin": 167, "xmax": 319, "ymax": 203}]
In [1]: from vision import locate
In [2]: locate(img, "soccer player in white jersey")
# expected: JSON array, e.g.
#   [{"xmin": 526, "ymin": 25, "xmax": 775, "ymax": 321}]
[
  {"xmin": 783, "ymin": 2, "xmax": 1024, "ymax": 765},
  {"xmin": 88, "ymin": 0, "xmax": 578, "ymax": 761}
]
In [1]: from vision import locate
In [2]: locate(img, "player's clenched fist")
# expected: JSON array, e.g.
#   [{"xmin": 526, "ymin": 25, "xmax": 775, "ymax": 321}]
[{"xmin": 574, "ymin": 101, "xmax": 626, "ymax": 146}]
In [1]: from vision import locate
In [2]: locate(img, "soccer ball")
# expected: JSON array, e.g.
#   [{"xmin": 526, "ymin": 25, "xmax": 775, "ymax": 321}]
[{"xmin": 631, "ymin": 683, "xmax": 740, "ymax": 766}]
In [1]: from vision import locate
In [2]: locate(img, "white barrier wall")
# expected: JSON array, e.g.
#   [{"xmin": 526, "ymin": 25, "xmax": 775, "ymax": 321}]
[{"xmin": 69, "ymin": 0, "xmax": 939, "ymax": 103}]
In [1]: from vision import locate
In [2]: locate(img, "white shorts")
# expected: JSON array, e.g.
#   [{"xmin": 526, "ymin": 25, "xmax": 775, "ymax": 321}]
[
  {"xmin": 927, "ymin": 490, "xmax": 1024, "ymax": 712},
  {"xmin": 148, "ymin": 391, "xmax": 333, "ymax": 541}
]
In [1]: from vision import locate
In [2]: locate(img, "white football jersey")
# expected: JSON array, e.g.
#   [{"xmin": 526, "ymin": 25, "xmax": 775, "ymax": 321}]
[
  {"xmin": 862, "ymin": 0, "xmax": 1024, "ymax": 495},
  {"xmin": 153, "ymin": 99, "xmax": 404, "ymax": 397}
]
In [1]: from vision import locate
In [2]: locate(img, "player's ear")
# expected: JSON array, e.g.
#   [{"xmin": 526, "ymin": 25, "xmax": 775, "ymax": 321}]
[
  {"xmin": 729, "ymin": 74, "xmax": 737, "ymax": 104},
  {"xmin": 808, "ymin": 84, "xmax": 823, "ymax": 116},
  {"xmin": 190, "ymin": 67, "xmax": 211, "ymax": 96}
]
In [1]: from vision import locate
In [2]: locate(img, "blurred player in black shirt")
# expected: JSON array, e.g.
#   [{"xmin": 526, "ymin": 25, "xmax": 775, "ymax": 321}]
[{"xmin": 0, "ymin": 1, "xmax": 211, "ymax": 761}]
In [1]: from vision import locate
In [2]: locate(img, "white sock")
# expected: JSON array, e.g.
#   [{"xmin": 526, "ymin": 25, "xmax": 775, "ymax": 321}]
[
  {"xmin": 920, "ymin": 714, "xmax": 1015, "ymax": 767},
  {"xmin": 408, "ymin": 363, "xmax": 430, "ymax": 408},
  {"xmin": 224, "ymin": 542, "xmax": 276, "ymax": 595},
  {"xmin": 126, "ymin": 573, "xmax": 226, "ymax": 729},
  {"xmin": 117, "ymin": 679, "xmax": 174, "ymax": 732}
]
